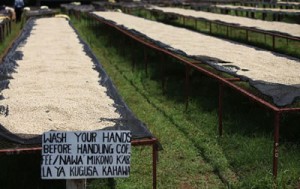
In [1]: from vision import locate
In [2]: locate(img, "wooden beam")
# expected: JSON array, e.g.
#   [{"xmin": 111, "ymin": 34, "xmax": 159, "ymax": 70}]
[{"xmin": 66, "ymin": 179, "xmax": 86, "ymax": 189}]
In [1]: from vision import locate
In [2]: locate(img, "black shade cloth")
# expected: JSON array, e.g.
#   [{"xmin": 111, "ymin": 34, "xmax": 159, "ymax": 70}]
[{"xmin": 0, "ymin": 18, "xmax": 155, "ymax": 145}]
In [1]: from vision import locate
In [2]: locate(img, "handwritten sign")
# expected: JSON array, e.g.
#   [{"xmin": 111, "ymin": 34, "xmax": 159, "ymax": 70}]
[{"xmin": 41, "ymin": 130, "xmax": 131, "ymax": 179}]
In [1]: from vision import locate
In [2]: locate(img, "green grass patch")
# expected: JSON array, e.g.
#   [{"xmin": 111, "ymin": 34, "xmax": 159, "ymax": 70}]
[{"xmin": 0, "ymin": 21, "xmax": 23, "ymax": 60}]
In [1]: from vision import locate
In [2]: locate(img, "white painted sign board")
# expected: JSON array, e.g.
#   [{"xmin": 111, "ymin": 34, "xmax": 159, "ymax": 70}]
[{"xmin": 41, "ymin": 130, "xmax": 131, "ymax": 179}]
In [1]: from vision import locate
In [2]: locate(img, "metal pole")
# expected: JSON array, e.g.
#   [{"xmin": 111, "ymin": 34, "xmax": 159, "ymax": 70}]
[
  {"xmin": 144, "ymin": 46, "xmax": 148, "ymax": 76},
  {"xmin": 66, "ymin": 179, "xmax": 86, "ymax": 189},
  {"xmin": 161, "ymin": 55, "xmax": 166, "ymax": 93},
  {"xmin": 272, "ymin": 35, "xmax": 275, "ymax": 50},
  {"xmin": 131, "ymin": 41, "xmax": 136, "ymax": 72},
  {"xmin": 226, "ymin": 25, "xmax": 229, "ymax": 37},
  {"xmin": 152, "ymin": 142, "xmax": 158, "ymax": 189},
  {"xmin": 9, "ymin": 20, "xmax": 12, "ymax": 35},
  {"xmin": 273, "ymin": 111, "xmax": 280, "ymax": 178},
  {"xmin": 218, "ymin": 83, "xmax": 224, "ymax": 136},
  {"xmin": 185, "ymin": 65, "xmax": 191, "ymax": 111}
]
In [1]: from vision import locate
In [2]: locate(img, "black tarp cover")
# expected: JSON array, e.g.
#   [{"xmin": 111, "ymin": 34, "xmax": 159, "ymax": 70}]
[{"xmin": 0, "ymin": 18, "xmax": 155, "ymax": 145}]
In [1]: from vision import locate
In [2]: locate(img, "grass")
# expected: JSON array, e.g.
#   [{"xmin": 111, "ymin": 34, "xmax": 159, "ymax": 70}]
[
  {"xmin": 0, "ymin": 21, "xmax": 22, "ymax": 60},
  {"xmin": 71, "ymin": 14, "xmax": 300, "ymax": 188}
]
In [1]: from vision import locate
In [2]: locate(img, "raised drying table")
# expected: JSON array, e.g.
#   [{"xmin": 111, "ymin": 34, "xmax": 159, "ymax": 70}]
[
  {"xmin": 0, "ymin": 16, "xmax": 159, "ymax": 189},
  {"xmin": 213, "ymin": 4, "xmax": 300, "ymax": 21},
  {"xmin": 143, "ymin": 6, "xmax": 300, "ymax": 53},
  {"xmin": 89, "ymin": 11, "xmax": 300, "ymax": 178}
]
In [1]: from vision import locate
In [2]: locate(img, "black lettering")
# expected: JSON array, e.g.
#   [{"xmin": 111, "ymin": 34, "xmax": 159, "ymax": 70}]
[
  {"xmin": 70, "ymin": 166, "xmax": 98, "ymax": 176},
  {"xmin": 102, "ymin": 166, "xmax": 130, "ymax": 176},
  {"xmin": 116, "ymin": 155, "xmax": 130, "ymax": 164},
  {"xmin": 43, "ymin": 132, "xmax": 67, "ymax": 143},
  {"xmin": 58, "ymin": 155, "xmax": 83, "ymax": 165},
  {"xmin": 102, "ymin": 132, "xmax": 110, "ymax": 142},
  {"xmin": 42, "ymin": 166, "xmax": 52, "ymax": 177},
  {"xmin": 43, "ymin": 144, "xmax": 71, "ymax": 154},
  {"xmin": 75, "ymin": 132, "xmax": 97, "ymax": 143},
  {"xmin": 87, "ymin": 155, "xmax": 113, "ymax": 165},
  {"xmin": 102, "ymin": 132, "xmax": 131, "ymax": 143},
  {"xmin": 116, "ymin": 144, "xmax": 130, "ymax": 154},
  {"xmin": 54, "ymin": 166, "xmax": 66, "ymax": 177},
  {"xmin": 42, "ymin": 155, "xmax": 53, "ymax": 165},
  {"xmin": 74, "ymin": 132, "xmax": 82, "ymax": 142},
  {"xmin": 77, "ymin": 144, "xmax": 114, "ymax": 154}
]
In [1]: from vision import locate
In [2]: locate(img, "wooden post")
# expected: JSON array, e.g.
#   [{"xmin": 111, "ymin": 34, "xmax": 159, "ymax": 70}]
[
  {"xmin": 152, "ymin": 142, "xmax": 158, "ymax": 189},
  {"xmin": 66, "ymin": 179, "xmax": 86, "ymax": 189}
]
